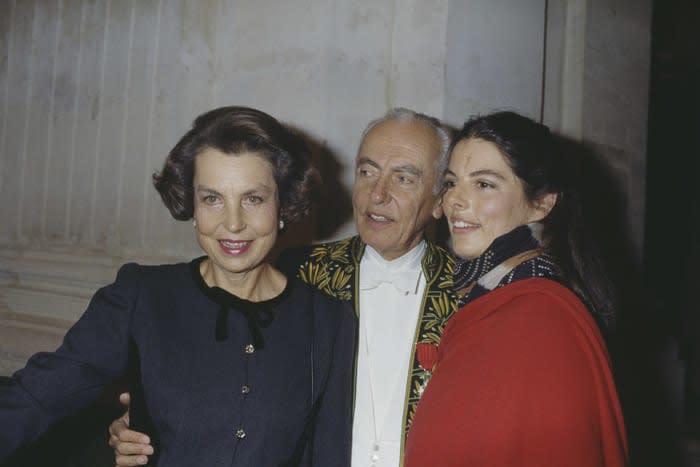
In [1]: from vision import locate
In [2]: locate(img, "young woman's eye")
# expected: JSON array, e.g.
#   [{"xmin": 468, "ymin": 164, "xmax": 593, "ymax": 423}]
[
  {"xmin": 477, "ymin": 181, "xmax": 494, "ymax": 189},
  {"xmin": 443, "ymin": 179, "xmax": 456, "ymax": 190}
]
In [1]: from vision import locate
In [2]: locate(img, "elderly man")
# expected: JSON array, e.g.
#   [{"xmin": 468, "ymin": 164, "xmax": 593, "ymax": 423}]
[{"xmin": 110, "ymin": 108, "xmax": 458, "ymax": 467}]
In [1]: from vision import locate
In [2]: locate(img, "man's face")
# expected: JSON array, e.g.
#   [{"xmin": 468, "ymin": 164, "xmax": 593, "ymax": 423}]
[{"xmin": 352, "ymin": 119, "xmax": 443, "ymax": 260}]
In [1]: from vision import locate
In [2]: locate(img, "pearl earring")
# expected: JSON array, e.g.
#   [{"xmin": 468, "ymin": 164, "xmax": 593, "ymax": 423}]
[
  {"xmin": 278, "ymin": 219, "xmax": 285, "ymax": 230},
  {"xmin": 193, "ymin": 219, "xmax": 197, "ymax": 229}
]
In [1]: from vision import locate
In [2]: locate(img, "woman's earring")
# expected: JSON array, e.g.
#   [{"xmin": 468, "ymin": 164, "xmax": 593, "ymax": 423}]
[
  {"xmin": 278, "ymin": 219, "xmax": 285, "ymax": 230},
  {"xmin": 193, "ymin": 219, "xmax": 197, "ymax": 230}
]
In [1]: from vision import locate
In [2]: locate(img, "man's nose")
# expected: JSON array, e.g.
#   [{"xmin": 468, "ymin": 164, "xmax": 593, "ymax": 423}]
[{"xmin": 370, "ymin": 177, "xmax": 389, "ymax": 204}]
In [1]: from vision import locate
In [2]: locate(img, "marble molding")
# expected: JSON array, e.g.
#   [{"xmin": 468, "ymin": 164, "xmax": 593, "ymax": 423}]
[{"xmin": 0, "ymin": 248, "xmax": 131, "ymax": 373}]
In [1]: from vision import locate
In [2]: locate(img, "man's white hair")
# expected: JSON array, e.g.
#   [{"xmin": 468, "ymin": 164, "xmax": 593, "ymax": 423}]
[{"xmin": 359, "ymin": 108, "xmax": 452, "ymax": 194}]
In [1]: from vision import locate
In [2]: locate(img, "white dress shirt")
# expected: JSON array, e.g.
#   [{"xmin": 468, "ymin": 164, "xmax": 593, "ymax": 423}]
[{"xmin": 352, "ymin": 241, "xmax": 426, "ymax": 467}]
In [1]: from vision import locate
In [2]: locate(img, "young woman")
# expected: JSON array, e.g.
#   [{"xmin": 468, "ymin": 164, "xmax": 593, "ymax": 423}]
[{"xmin": 405, "ymin": 111, "xmax": 628, "ymax": 467}]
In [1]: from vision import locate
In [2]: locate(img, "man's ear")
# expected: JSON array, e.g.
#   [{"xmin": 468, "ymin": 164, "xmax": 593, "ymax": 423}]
[
  {"xmin": 432, "ymin": 197, "xmax": 444, "ymax": 220},
  {"xmin": 530, "ymin": 192, "xmax": 558, "ymax": 222}
]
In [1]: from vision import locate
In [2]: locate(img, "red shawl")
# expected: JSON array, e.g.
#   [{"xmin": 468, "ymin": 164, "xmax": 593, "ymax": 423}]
[{"xmin": 405, "ymin": 278, "xmax": 628, "ymax": 467}]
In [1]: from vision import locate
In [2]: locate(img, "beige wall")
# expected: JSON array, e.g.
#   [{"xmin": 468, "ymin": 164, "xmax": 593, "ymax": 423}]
[{"xmin": 0, "ymin": 0, "xmax": 651, "ymax": 372}]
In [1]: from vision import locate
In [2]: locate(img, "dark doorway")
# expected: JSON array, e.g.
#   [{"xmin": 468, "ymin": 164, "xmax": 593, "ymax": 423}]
[{"xmin": 644, "ymin": 0, "xmax": 700, "ymax": 464}]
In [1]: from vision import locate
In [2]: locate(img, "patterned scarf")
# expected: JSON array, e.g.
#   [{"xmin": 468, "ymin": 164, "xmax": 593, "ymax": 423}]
[{"xmin": 453, "ymin": 223, "xmax": 562, "ymax": 308}]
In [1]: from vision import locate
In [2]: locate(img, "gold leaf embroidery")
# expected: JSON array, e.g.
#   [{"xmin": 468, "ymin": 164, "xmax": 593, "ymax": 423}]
[{"xmin": 298, "ymin": 237, "xmax": 459, "ymax": 443}]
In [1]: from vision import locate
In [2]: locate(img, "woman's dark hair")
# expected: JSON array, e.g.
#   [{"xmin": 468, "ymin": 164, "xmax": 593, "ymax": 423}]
[
  {"xmin": 153, "ymin": 106, "xmax": 320, "ymax": 226},
  {"xmin": 451, "ymin": 111, "xmax": 617, "ymax": 330}
]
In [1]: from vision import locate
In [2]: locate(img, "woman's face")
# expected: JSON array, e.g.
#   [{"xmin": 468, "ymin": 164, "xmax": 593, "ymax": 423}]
[
  {"xmin": 193, "ymin": 148, "xmax": 280, "ymax": 278},
  {"xmin": 443, "ymin": 138, "xmax": 548, "ymax": 259}
]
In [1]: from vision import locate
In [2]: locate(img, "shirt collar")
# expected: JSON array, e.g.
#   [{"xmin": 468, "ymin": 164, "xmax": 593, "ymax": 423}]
[{"xmin": 360, "ymin": 241, "xmax": 426, "ymax": 294}]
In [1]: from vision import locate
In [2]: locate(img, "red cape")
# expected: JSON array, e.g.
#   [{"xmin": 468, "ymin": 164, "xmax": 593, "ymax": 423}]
[{"xmin": 405, "ymin": 278, "xmax": 628, "ymax": 467}]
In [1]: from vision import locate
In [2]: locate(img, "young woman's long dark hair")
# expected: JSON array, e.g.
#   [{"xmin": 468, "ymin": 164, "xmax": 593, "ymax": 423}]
[{"xmin": 450, "ymin": 111, "xmax": 617, "ymax": 331}]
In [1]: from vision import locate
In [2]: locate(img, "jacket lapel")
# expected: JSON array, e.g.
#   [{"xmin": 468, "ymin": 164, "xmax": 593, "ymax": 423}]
[
  {"xmin": 298, "ymin": 236, "xmax": 364, "ymax": 305},
  {"xmin": 398, "ymin": 241, "xmax": 458, "ymax": 463}
]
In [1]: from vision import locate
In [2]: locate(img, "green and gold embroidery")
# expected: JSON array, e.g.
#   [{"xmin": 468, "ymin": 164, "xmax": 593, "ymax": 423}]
[
  {"xmin": 296, "ymin": 237, "xmax": 458, "ymax": 464},
  {"xmin": 401, "ymin": 241, "xmax": 459, "ymax": 447}
]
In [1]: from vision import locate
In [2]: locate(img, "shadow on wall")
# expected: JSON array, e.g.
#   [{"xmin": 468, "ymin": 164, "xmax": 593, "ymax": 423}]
[
  {"xmin": 556, "ymin": 135, "xmax": 684, "ymax": 467},
  {"xmin": 271, "ymin": 125, "xmax": 353, "ymax": 260}
]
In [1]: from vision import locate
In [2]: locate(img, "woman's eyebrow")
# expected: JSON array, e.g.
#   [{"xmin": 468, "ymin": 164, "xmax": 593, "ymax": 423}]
[{"xmin": 468, "ymin": 169, "xmax": 507, "ymax": 180}]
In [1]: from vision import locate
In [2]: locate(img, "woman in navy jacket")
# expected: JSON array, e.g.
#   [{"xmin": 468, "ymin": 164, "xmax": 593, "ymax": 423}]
[{"xmin": 0, "ymin": 106, "xmax": 356, "ymax": 466}]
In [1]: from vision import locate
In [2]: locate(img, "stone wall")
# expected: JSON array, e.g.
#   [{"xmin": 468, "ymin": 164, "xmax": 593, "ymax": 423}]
[{"xmin": 0, "ymin": 0, "xmax": 651, "ymax": 374}]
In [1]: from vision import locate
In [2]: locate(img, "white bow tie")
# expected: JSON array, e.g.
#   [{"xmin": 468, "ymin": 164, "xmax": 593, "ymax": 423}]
[{"xmin": 359, "ymin": 268, "xmax": 421, "ymax": 295}]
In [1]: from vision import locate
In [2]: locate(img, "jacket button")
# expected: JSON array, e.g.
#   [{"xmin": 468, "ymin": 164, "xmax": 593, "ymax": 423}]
[
  {"xmin": 244, "ymin": 344, "xmax": 255, "ymax": 354},
  {"xmin": 241, "ymin": 385, "xmax": 250, "ymax": 394},
  {"xmin": 235, "ymin": 428, "xmax": 246, "ymax": 439}
]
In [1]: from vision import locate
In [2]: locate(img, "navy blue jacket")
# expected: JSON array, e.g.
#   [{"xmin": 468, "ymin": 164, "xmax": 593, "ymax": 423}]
[{"xmin": 0, "ymin": 258, "xmax": 356, "ymax": 466}]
